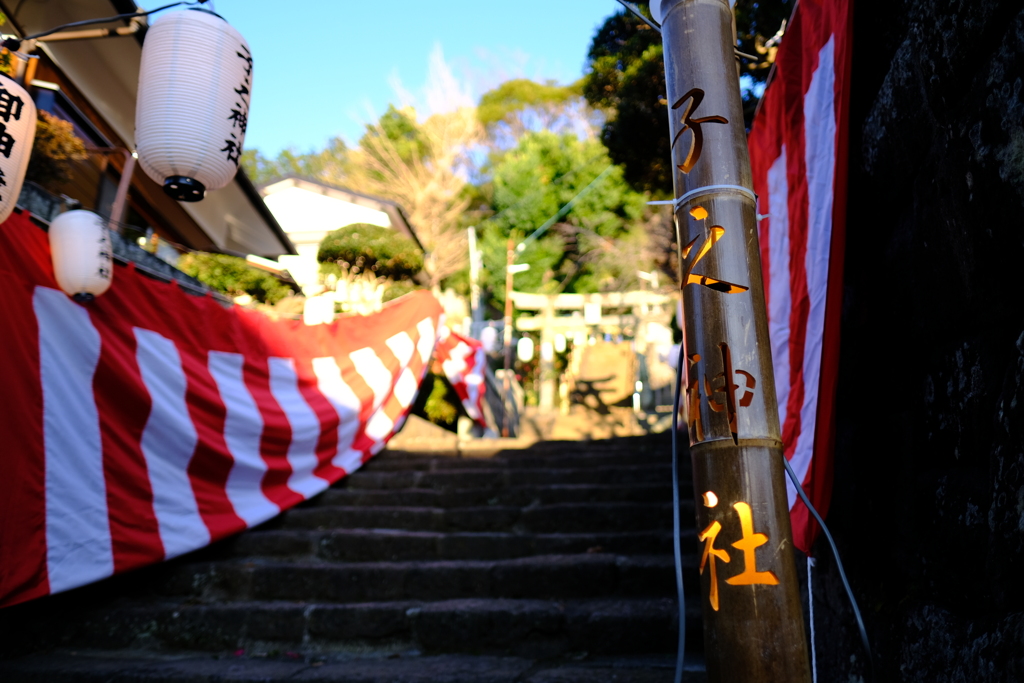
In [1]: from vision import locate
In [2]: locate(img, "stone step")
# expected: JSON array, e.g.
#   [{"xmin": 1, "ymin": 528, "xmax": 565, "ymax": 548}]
[
  {"xmin": 16, "ymin": 597, "xmax": 703, "ymax": 660},
  {"xmin": 363, "ymin": 451, "xmax": 672, "ymax": 472},
  {"xmin": 0, "ymin": 651, "xmax": 709, "ymax": 683},
  {"xmin": 223, "ymin": 529, "xmax": 695, "ymax": 562},
  {"xmin": 273, "ymin": 502, "xmax": 686, "ymax": 534},
  {"xmin": 157, "ymin": 554, "xmax": 689, "ymax": 603},
  {"xmin": 338, "ymin": 465, "xmax": 673, "ymax": 491},
  {"xmin": 305, "ymin": 483, "xmax": 679, "ymax": 509}
]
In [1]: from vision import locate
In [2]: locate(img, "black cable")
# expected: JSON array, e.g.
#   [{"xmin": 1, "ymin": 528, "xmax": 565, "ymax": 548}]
[
  {"xmin": 613, "ymin": 0, "xmax": 662, "ymax": 32},
  {"xmin": 670, "ymin": 348, "xmax": 686, "ymax": 683},
  {"xmin": 2, "ymin": 0, "xmax": 208, "ymax": 51},
  {"xmin": 781, "ymin": 455, "xmax": 876, "ymax": 682}
]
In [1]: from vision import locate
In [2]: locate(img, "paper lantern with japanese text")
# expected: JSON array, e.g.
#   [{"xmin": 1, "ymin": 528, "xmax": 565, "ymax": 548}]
[
  {"xmin": 0, "ymin": 75, "xmax": 35, "ymax": 224},
  {"xmin": 517, "ymin": 336, "xmax": 535, "ymax": 363},
  {"xmin": 554, "ymin": 333, "xmax": 567, "ymax": 353},
  {"xmin": 135, "ymin": 8, "xmax": 252, "ymax": 202},
  {"xmin": 49, "ymin": 210, "xmax": 113, "ymax": 301}
]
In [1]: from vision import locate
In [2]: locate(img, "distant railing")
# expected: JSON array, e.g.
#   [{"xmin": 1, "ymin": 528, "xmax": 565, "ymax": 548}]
[
  {"xmin": 18, "ymin": 182, "xmax": 71, "ymax": 222},
  {"xmin": 16, "ymin": 182, "xmax": 227, "ymax": 303},
  {"xmin": 485, "ymin": 366, "xmax": 521, "ymax": 438}
]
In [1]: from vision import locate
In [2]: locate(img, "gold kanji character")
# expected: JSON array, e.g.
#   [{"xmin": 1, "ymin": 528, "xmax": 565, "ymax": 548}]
[
  {"xmin": 697, "ymin": 491, "xmax": 730, "ymax": 611},
  {"xmin": 671, "ymin": 88, "xmax": 728, "ymax": 174},
  {"xmin": 681, "ymin": 207, "xmax": 748, "ymax": 295},
  {"xmin": 704, "ymin": 342, "xmax": 757, "ymax": 442},
  {"xmin": 685, "ymin": 353, "xmax": 704, "ymax": 442},
  {"xmin": 725, "ymin": 502, "xmax": 779, "ymax": 587}
]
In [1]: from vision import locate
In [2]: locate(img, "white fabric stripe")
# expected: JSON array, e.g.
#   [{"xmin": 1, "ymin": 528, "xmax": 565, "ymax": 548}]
[
  {"xmin": 416, "ymin": 318, "xmax": 436, "ymax": 364},
  {"xmin": 386, "ymin": 332, "xmax": 415, "ymax": 368},
  {"xmin": 394, "ymin": 368, "xmax": 420, "ymax": 409},
  {"xmin": 312, "ymin": 356, "xmax": 363, "ymax": 473},
  {"xmin": 135, "ymin": 327, "xmax": 209, "ymax": 558},
  {"xmin": 789, "ymin": 36, "xmax": 837, "ymax": 509},
  {"xmin": 465, "ymin": 348, "xmax": 487, "ymax": 420},
  {"xmin": 269, "ymin": 357, "xmax": 330, "ymax": 498},
  {"xmin": 364, "ymin": 410, "xmax": 395, "ymax": 442},
  {"xmin": 351, "ymin": 348, "xmax": 397, "ymax": 448},
  {"xmin": 766, "ymin": 149, "xmax": 792, "ymax": 427},
  {"xmin": 350, "ymin": 347, "xmax": 393, "ymax": 411},
  {"xmin": 208, "ymin": 351, "xmax": 278, "ymax": 526},
  {"xmin": 35, "ymin": 287, "xmax": 113, "ymax": 593}
]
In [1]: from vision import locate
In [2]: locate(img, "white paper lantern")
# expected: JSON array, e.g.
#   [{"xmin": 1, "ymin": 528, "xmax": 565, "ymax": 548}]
[
  {"xmin": 49, "ymin": 210, "xmax": 113, "ymax": 301},
  {"xmin": 480, "ymin": 326, "xmax": 498, "ymax": 353},
  {"xmin": 517, "ymin": 337, "xmax": 535, "ymax": 363},
  {"xmin": 0, "ymin": 74, "xmax": 35, "ymax": 225},
  {"xmin": 136, "ymin": 8, "xmax": 252, "ymax": 202},
  {"xmin": 553, "ymin": 333, "xmax": 567, "ymax": 354}
]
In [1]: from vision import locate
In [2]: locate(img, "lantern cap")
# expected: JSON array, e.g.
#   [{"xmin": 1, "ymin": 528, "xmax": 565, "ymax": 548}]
[{"xmin": 164, "ymin": 176, "xmax": 206, "ymax": 202}]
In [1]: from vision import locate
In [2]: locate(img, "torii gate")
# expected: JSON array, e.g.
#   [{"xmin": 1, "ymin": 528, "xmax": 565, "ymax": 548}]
[{"xmin": 510, "ymin": 289, "xmax": 676, "ymax": 411}]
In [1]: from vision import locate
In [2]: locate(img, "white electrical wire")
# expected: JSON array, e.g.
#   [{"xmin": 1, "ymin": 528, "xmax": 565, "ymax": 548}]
[
  {"xmin": 670, "ymin": 353, "xmax": 687, "ymax": 683},
  {"xmin": 808, "ymin": 556, "xmax": 818, "ymax": 683}
]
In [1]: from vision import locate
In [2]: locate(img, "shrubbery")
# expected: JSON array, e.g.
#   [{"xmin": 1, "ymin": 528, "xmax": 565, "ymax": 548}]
[
  {"xmin": 178, "ymin": 252, "xmax": 293, "ymax": 304},
  {"xmin": 27, "ymin": 111, "xmax": 87, "ymax": 189},
  {"xmin": 317, "ymin": 223, "xmax": 423, "ymax": 282}
]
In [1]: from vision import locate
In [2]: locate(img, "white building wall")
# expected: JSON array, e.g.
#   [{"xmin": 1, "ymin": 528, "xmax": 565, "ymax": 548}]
[{"xmin": 262, "ymin": 186, "xmax": 394, "ymax": 294}]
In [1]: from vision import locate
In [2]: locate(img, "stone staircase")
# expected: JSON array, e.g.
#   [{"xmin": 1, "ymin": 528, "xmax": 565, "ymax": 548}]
[{"xmin": 0, "ymin": 434, "xmax": 706, "ymax": 682}]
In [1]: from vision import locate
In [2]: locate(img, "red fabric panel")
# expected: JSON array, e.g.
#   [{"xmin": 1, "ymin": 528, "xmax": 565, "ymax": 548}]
[
  {"xmin": 749, "ymin": 0, "xmax": 854, "ymax": 553},
  {"xmin": 92, "ymin": 295, "xmax": 164, "ymax": 572},
  {"xmin": 0, "ymin": 212, "xmax": 50, "ymax": 607},
  {"xmin": 0, "ymin": 208, "xmax": 444, "ymax": 608}
]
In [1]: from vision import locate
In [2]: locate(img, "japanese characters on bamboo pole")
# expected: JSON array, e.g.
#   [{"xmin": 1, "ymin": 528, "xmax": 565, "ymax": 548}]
[{"xmin": 659, "ymin": 0, "xmax": 812, "ymax": 680}]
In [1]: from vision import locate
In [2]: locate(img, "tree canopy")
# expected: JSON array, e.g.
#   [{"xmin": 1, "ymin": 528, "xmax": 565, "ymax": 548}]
[
  {"xmin": 478, "ymin": 131, "xmax": 648, "ymax": 304},
  {"xmin": 240, "ymin": 136, "xmax": 347, "ymax": 186},
  {"xmin": 581, "ymin": 2, "xmax": 791, "ymax": 196},
  {"xmin": 317, "ymin": 223, "xmax": 424, "ymax": 282},
  {"xmin": 582, "ymin": 12, "xmax": 670, "ymax": 196},
  {"xmin": 177, "ymin": 253, "xmax": 293, "ymax": 305}
]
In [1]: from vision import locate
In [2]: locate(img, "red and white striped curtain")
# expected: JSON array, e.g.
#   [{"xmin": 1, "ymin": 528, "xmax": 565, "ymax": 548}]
[
  {"xmin": 0, "ymin": 211, "xmax": 444, "ymax": 607},
  {"xmin": 435, "ymin": 328, "xmax": 488, "ymax": 429},
  {"xmin": 748, "ymin": 0, "xmax": 853, "ymax": 553}
]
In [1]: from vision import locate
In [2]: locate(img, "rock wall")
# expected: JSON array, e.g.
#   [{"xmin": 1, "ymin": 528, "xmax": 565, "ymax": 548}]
[{"xmin": 811, "ymin": 1, "xmax": 1024, "ymax": 680}]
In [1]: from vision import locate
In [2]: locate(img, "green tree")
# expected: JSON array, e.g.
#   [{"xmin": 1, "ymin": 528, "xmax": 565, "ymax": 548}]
[
  {"xmin": 27, "ymin": 111, "xmax": 87, "ymax": 189},
  {"xmin": 317, "ymin": 223, "xmax": 424, "ymax": 282},
  {"xmin": 583, "ymin": 11, "xmax": 669, "ymax": 195},
  {"xmin": 358, "ymin": 105, "xmax": 430, "ymax": 168},
  {"xmin": 582, "ymin": 3, "xmax": 791, "ymax": 195},
  {"xmin": 338, "ymin": 102, "xmax": 481, "ymax": 287},
  {"xmin": 240, "ymin": 136, "xmax": 348, "ymax": 186},
  {"xmin": 479, "ymin": 131, "xmax": 647, "ymax": 305},
  {"xmin": 177, "ymin": 252, "xmax": 293, "ymax": 304}
]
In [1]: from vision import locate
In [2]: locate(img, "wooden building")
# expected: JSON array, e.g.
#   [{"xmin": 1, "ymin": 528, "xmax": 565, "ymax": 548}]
[{"xmin": 0, "ymin": 0, "xmax": 295, "ymax": 259}]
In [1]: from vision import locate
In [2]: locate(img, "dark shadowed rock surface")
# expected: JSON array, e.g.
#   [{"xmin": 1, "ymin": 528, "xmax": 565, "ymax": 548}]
[
  {"xmin": 0, "ymin": 435, "xmax": 707, "ymax": 683},
  {"xmin": 807, "ymin": 0, "xmax": 1024, "ymax": 681}
]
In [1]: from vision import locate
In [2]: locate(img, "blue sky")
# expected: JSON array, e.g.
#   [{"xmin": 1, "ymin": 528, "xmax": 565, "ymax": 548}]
[{"xmin": 200, "ymin": 0, "xmax": 625, "ymax": 157}]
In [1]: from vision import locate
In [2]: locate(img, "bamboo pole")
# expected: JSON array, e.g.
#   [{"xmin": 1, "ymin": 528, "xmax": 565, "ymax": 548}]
[{"xmin": 659, "ymin": 1, "xmax": 812, "ymax": 680}]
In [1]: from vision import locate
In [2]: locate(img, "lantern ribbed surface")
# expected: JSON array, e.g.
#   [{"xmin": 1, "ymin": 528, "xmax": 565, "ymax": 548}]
[
  {"xmin": 0, "ymin": 75, "xmax": 36, "ymax": 224},
  {"xmin": 136, "ymin": 9, "xmax": 252, "ymax": 201},
  {"xmin": 49, "ymin": 210, "xmax": 113, "ymax": 299},
  {"xmin": 517, "ymin": 336, "xmax": 535, "ymax": 363}
]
